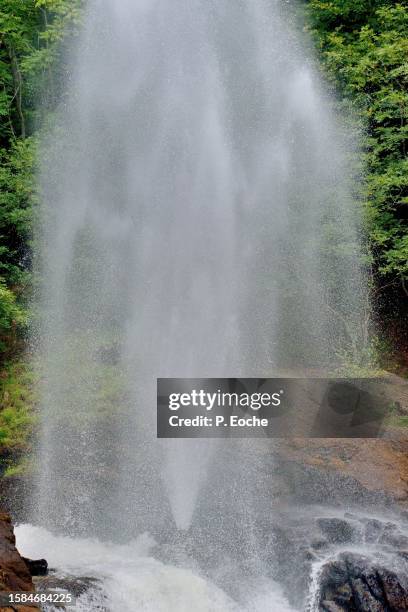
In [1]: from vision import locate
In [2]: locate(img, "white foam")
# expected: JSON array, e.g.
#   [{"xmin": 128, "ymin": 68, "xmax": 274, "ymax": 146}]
[{"xmin": 15, "ymin": 524, "xmax": 294, "ymax": 612}]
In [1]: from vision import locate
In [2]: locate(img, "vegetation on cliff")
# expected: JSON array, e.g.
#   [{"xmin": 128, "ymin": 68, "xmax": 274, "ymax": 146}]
[
  {"xmin": 0, "ymin": 360, "xmax": 36, "ymax": 475},
  {"xmin": 0, "ymin": 0, "xmax": 81, "ymax": 352},
  {"xmin": 0, "ymin": 1, "xmax": 80, "ymax": 467},
  {"xmin": 306, "ymin": 0, "xmax": 408, "ymax": 360}
]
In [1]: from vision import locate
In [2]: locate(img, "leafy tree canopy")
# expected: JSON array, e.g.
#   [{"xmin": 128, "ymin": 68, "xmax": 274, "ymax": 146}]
[{"xmin": 307, "ymin": 1, "xmax": 408, "ymax": 284}]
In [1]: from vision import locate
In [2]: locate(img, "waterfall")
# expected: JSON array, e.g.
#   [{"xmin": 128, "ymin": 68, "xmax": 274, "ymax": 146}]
[{"xmin": 31, "ymin": 0, "xmax": 367, "ymax": 608}]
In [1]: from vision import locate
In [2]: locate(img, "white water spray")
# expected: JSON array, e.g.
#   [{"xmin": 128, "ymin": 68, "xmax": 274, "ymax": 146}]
[{"xmin": 31, "ymin": 0, "xmax": 367, "ymax": 608}]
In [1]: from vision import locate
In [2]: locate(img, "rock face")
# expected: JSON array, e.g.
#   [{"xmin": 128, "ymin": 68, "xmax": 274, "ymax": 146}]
[
  {"xmin": 316, "ymin": 518, "xmax": 357, "ymax": 545},
  {"xmin": 280, "ymin": 436, "xmax": 408, "ymax": 507},
  {"xmin": 0, "ymin": 512, "xmax": 38, "ymax": 611},
  {"xmin": 317, "ymin": 552, "xmax": 408, "ymax": 612}
]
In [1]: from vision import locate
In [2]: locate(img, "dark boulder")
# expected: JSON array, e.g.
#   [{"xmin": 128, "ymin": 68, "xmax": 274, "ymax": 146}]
[
  {"xmin": 22, "ymin": 557, "xmax": 48, "ymax": 577},
  {"xmin": 317, "ymin": 552, "xmax": 408, "ymax": 611}
]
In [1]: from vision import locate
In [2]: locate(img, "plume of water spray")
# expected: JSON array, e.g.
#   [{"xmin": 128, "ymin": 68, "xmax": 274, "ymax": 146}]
[{"xmin": 34, "ymin": 0, "xmax": 367, "ymax": 537}]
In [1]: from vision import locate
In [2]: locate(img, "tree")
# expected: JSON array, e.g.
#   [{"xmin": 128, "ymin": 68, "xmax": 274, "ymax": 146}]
[
  {"xmin": 0, "ymin": 0, "xmax": 81, "ymax": 357},
  {"xmin": 307, "ymin": 1, "xmax": 408, "ymax": 300}
]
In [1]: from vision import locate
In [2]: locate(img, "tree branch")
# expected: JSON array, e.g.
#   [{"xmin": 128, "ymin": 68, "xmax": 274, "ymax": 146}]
[{"xmin": 8, "ymin": 42, "xmax": 26, "ymax": 138}]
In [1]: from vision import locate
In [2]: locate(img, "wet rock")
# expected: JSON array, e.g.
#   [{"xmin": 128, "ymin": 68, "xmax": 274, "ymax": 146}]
[
  {"xmin": 361, "ymin": 518, "xmax": 384, "ymax": 544},
  {"xmin": 351, "ymin": 577, "xmax": 384, "ymax": 611},
  {"xmin": 0, "ymin": 512, "xmax": 38, "ymax": 610},
  {"xmin": 316, "ymin": 518, "xmax": 357, "ymax": 544},
  {"xmin": 22, "ymin": 557, "xmax": 48, "ymax": 576},
  {"xmin": 34, "ymin": 574, "xmax": 107, "ymax": 611},
  {"xmin": 285, "ymin": 458, "xmax": 393, "ymax": 509},
  {"xmin": 35, "ymin": 574, "xmax": 101, "ymax": 598},
  {"xmin": 311, "ymin": 539, "xmax": 329, "ymax": 551},
  {"xmin": 379, "ymin": 524, "xmax": 408, "ymax": 549},
  {"xmin": 317, "ymin": 552, "xmax": 408, "ymax": 612},
  {"xmin": 377, "ymin": 567, "xmax": 408, "ymax": 611},
  {"xmin": 321, "ymin": 600, "xmax": 345, "ymax": 612},
  {"xmin": 278, "ymin": 437, "xmax": 408, "ymax": 509},
  {"xmin": 332, "ymin": 583, "xmax": 353, "ymax": 606}
]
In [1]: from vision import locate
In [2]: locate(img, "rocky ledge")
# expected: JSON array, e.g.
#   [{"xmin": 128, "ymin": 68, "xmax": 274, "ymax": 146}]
[
  {"xmin": 317, "ymin": 551, "xmax": 408, "ymax": 611},
  {"xmin": 0, "ymin": 512, "xmax": 38, "ymax": 612}
]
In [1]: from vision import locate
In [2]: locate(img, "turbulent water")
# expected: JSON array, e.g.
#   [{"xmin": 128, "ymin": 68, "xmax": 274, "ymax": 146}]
[
  {"xmin": 31, "ymin": 0, "xmax": 368, "ymax": 609},
  {"xmin": 16, "ymin": 524, "xmax": 295, "ymax": 611}
]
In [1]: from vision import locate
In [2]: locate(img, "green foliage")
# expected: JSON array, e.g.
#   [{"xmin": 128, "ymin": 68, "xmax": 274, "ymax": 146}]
[
  {"xmin": 23, "ymin": 0, "xmax": 83, "ymax": 113},
  {"xmin": 3, "ymin": 456, "xmax": 33, "ymax": 477},
  {"xmin": 0, "ymin": 0, "xmax": 40, "ymax": 141},
  {"xmin": 387, "ymin": 414, "xmax": 408, "ymax": 428},
  {"xmin": 0, "ymin": 360, "xmax": 37, "ymax": 472},
  {"xmin": 0, "ymin": 0, "xmax": 82, "ymax": 140},
  {"xmin": 306, "ymin": 1, "xmax": 408, "ymax": 283},
  {"xmin": 0, "ymin": 0, "xmax": 82, "ymax": 362},
  {"xmin": 0, "ymin": 279, "xmax": 27, "ymax": 353},
  {"xmin": 0, "ymin": 138, "xmax": 36, "ymax": 350},
  {"xmin": 0, "ymin": 138, "xmax": 36, "ymax": 286},
  {"xmin": 0, "ymin": 1, "xmax": 83, "ymax": 473}
]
